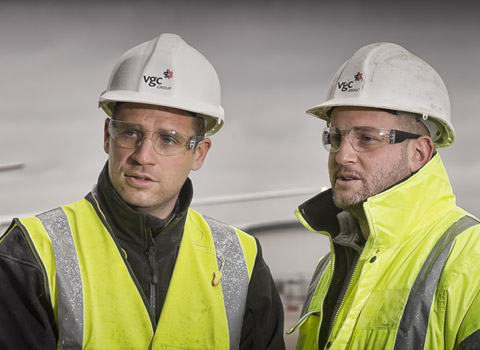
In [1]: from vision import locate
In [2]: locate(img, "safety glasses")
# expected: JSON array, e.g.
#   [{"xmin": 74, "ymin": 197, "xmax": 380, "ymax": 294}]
[
  {"xmin": 323, "ymin": 126, "xmax": 421, "ymax": 153},
  {"xmin": 108, "ymin": 119, "xmax": 204, "ymax": 156}
]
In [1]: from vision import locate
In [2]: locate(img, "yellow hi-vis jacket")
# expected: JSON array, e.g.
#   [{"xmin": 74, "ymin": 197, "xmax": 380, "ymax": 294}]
[
  {"xmin": 288, "ymin": 154, "xmax": 480, "ymax": 349},
  {"xmin": 16, "ymin": 200, "xmax": 257, "ymax": 350}
]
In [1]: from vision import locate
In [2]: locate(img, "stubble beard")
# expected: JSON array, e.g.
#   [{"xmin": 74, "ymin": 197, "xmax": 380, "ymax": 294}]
[{"xmin": 332, "ymin": 147, "xmax": 411, "ymax": 218}]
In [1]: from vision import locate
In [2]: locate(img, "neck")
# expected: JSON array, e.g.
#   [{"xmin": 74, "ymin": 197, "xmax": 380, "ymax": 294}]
[
  {"xmin": 134, "ymin": 200, "xmax": 177, "ymax": 222},
  {"xmin": 358, "ymin": 219, "xmax": 370, "ymax": 240},
  {"xmin": 347, "ymin": 205, "xmax": 370, "ymax": 240}
]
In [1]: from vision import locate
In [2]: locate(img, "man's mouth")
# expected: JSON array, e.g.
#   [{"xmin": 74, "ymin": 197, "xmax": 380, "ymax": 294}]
[
  {"xmin": 129, "ymin": 175, "xmax": 151, "ymax": 181},
  {"xmin": 126, "ymin": 173, "xmax": 155, "ymax": 185},
  {"xmin": 336, "ymin": 171, "xmax": 361, "ymax": 183},
  {"xmin": 340, "ymin": 177, "xmax": 356, "ymax": 181}
]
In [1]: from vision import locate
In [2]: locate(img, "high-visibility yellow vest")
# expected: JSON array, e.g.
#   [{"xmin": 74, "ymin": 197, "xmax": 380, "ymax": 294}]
[{"xmin": 16, "ymin": 199, "xmax": 257, "ymax": 350}]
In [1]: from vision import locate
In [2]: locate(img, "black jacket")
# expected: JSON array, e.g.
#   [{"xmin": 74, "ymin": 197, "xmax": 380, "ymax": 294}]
[{"xmin": 0, "ymin": 164, "xmax": 285, "ymax": 349}]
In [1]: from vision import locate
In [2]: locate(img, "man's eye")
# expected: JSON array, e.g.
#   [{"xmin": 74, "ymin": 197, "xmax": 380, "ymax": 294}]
[
  {"xmin": 159, "ymin": 135, "xmax": 179, "ymax": 145},
  {"xmin": 358, "ymin": 133, "xmax": 380, "ymax": 142},
  {"xmin": 122, "ymin": 129, "xmax": 140, "ymax": 138}
]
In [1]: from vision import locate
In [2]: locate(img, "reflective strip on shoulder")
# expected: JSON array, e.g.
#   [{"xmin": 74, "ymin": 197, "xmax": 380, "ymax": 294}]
[
  {"xmin": 37, "ymin": 208, "xmax": 84, "ymax": 349},
  {"xmin": 394, "ymin": 215, "xmax": 480, "ymax": 350},
  {"xmin": 204, "ymin": 216, "xmax": 249, "ymax": 350}
]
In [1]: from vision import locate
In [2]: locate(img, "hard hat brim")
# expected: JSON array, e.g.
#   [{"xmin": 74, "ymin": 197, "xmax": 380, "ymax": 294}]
[{"xmin": 99, "ymin": 90, "xmax": 224, "ymax": 136}]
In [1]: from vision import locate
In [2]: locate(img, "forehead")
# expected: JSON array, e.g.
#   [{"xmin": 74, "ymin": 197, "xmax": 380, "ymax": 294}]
[
  {"xmin": 115, "ymin": 102, "xmax": 195, "ymax": 131},
  {"xmin": 329, "ymin": 107, "xmax": 401, "ymax": 129}
]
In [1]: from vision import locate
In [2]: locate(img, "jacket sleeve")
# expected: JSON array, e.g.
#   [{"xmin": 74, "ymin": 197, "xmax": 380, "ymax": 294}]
[
  {"xmin": 0, "ymin": 224, "xmax": 57, "ymax": 350},
  {"xmin": 240, "ymin": 237, "xmax": 286, "ymax": 350},
  {"xmin": 458, "ymin": 289, "xmax": 480, "ymax": 350}
]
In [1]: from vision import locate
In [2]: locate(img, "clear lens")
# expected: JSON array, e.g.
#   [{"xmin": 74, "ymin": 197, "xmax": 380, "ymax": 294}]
[
  {"xmin": 323, "ymin": 126, "xmax": 420, "ymax": 153},
  {"xmin": 323, "ymin": 128, "xmax": 339, "ymax": 152},
  {"xmin": 348, "ymin": 127, "xmax": 390, "ymax": 152},
  {"xmin": 108, "ymin": 119, "xmax": 203, "ymax": 156}
]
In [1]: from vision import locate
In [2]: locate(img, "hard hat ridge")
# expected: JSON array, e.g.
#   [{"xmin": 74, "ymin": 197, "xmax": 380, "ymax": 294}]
[
  {"xmin": 307, "ymin": 42, "xmax": 454, "ymax": 147},
  {"xmin": 99, "ymin": 33, "xmax": 225, "ymax": 136}
]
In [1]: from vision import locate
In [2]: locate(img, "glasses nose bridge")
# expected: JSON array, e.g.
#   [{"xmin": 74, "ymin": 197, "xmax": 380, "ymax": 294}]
[
  {"xmin": 135, "ymin": 130, "xmax": 158, "ymax": 154},
  {"xmin": 344, "ymin": 128, "xmax": 357, "ymax": 149},
  {"xmin": 332, "ymin": 128, "xmax": 357, "ymax": 153},
  {"xmin": 335, "ymin": 128, "xmax": 353, "ymax": 149}
]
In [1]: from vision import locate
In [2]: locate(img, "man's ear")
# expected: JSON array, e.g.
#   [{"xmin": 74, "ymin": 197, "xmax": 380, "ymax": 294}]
[
  {"xmin": 103, "ymin": 118, "xmax": 111, "ymax": 154},
  {"xmin": 192, "ymin": 138, "xmax": 212, "ymax": 171},
  {"xmin": 408, "ymin": 135, "xmax": 435, "ymax": 173}
]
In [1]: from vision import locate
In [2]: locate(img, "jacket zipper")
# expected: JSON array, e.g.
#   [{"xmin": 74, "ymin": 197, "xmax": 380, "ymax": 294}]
[
  {"xmin": 321, "ymin": 237, "xmax": 373, "ymax": 348},
  {"xmin": 147, "ymin": 232, "xmax": 159, "ymax": 320},
  {"xmin": 90, "ymin": 188, "xmax": 158, "ymax": 328}
]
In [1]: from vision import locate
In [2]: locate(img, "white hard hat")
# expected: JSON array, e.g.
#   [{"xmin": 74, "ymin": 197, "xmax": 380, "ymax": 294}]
[
  {"xmin": 307, "ymin": 42, "xmax": 454, "ymax": 148},
  {"xmin": 99, "ymin": 33, "xmax": 224, "ymax": 136}
]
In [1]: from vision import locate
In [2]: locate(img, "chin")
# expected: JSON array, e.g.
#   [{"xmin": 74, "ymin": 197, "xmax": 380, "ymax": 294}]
[{"xmin": 333, "ymin": 194, "xmax": 363, "ymax": 210}]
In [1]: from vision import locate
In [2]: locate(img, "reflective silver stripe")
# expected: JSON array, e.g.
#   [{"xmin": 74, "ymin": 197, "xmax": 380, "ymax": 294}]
[
  {"xmin": 395, "ymin": 215, "xmax": 479, "ymax": 350},
  {"xmin": 37, "ymin": 208, "xmax": 84, "ymax": 349},
  {"xmin": 204, "ymin": 216, "xmax": 249, "ymax": 350}
]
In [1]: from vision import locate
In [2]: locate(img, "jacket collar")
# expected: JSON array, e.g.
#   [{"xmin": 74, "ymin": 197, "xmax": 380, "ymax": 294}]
[
  {"xmin": 298, "ymin": 153, "xmax": 456, "ymax": 247},
  {"xmin": 93, "ymin": 162, "xmax": 193, "ymax": 240}
]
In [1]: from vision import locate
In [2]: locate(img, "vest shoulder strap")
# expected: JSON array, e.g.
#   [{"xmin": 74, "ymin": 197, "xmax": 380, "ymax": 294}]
[
  {"xmin": 37, "ymin": 206, "xmax": 85, "ymax": 349},
  {"xmin": 200, "ymin": 215, "xmax": 251, "ymax": 350}
]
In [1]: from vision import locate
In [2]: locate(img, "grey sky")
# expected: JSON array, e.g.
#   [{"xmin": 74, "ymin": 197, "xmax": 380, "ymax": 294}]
[{"xmin": 1, "ymin": 0, "xmax": 479, "ymax": 227}]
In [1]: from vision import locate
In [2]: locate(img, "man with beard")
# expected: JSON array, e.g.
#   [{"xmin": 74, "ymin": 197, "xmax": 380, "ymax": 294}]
[{"xmin": 287, "ymin": 42, "xmax": 480, "ymax": 349}]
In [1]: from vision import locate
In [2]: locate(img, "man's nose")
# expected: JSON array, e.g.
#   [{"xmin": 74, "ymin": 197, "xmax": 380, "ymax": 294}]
[
  {"xmin": 131, "ymin": 136, "xmax": 157, "ymax": 164},
  {"xmin": 334, "ymin": 135, "xmax": 357, "ymax": 165}
]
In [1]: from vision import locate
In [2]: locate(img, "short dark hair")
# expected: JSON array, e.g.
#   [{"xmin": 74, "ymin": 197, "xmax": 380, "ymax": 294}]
[
  {"xmin": 395, "ymin": 112, "xmax": 430, "ymax": 136},
  {"xmin": 191, "ymin": 114, "xmax": 206, "ymax": 136}
]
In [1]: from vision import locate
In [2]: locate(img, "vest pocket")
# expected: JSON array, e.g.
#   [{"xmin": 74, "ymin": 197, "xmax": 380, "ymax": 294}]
[{"xmin": 357, "ymin": 289, "xmax": 409, "ymax": 329}]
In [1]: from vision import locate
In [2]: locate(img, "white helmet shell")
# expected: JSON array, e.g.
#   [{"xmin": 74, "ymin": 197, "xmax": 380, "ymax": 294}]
[
  {"xmin": 307, "ymin": 42, "xmax": 454, "ymax": 147},
  {"xmin": 99, "ymin": 33, "xmax": 224, "ymax": 136}
]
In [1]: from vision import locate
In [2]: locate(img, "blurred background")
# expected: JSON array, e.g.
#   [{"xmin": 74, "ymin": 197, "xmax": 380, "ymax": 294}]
[{"xmin": 1, "ymin": 0, "xmax": 479, "ymax": 347}]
